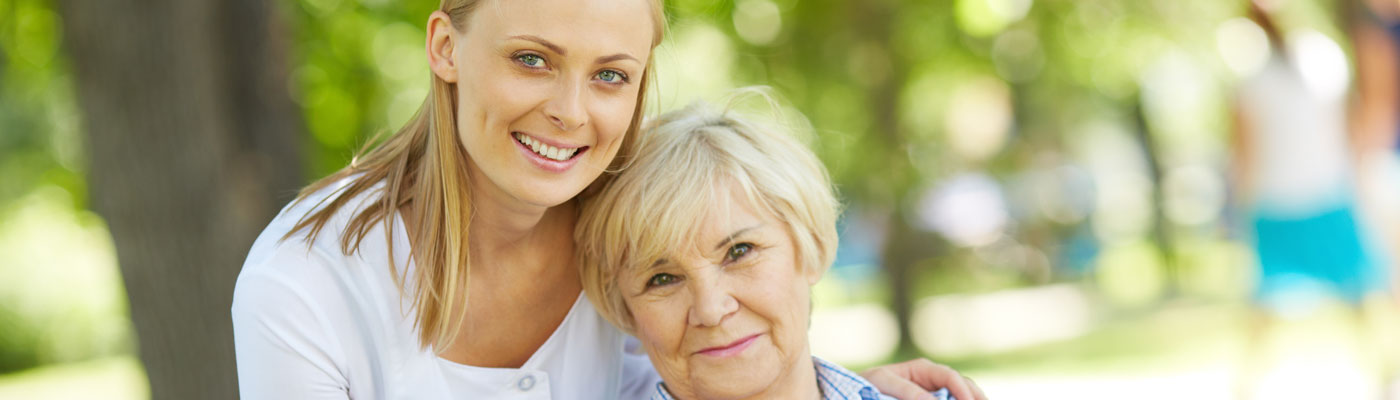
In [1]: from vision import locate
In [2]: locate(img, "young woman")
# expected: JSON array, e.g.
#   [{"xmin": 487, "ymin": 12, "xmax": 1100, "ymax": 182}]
[{"xmin": 231, "ymin": 0, "xmax": 980, "ymax": 399}]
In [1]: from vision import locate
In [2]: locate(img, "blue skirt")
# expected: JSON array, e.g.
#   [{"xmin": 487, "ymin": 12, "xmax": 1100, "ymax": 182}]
[{"xmin": 1252, "ymin": 203, "xmax": 1388, "ymax": 305}]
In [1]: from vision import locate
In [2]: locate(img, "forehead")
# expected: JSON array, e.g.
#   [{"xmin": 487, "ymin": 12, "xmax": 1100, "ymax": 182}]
[
  {"xmin": 665, "ymin": 182, "xmax": 779, "ymax": 256},
  {"xmin": 474, "ymin": 0, "xmax": 655, "ymax": 57},
  {"xmin": 695, "ymin": 186, "xmax": 763, "ymax": 234}
]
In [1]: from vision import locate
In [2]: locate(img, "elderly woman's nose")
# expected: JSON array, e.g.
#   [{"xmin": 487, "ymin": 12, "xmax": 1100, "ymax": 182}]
[
  {"xmin": 686, "ymin": 279, "xmax": 738, "ymax": 327},
  {"xmin": 543, "ymin": 77, "xmax": 587, "ymax": 132}
]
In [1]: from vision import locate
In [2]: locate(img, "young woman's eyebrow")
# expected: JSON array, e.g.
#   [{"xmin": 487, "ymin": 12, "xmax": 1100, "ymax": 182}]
[
  {"xmin": 508, "ymin": 35, "xmax": 566, "ymax": 55},
  {"xmin": 596, "ymin": 53, "xmax": 639, "ymax": 65},
  {"xmin": 508, "ymin": 35, "xmax": 637, "ymax": 65}
]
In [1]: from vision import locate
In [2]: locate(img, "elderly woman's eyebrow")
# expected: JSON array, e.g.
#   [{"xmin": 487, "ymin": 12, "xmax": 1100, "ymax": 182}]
[
  {"xmin": 714, "ymin": 225, "xmax": 762, "ymax": 251},
  {"xmin": 646, "ymin": 258, "xmax": 669, "ymax": 269},
  {"xmin": 637, "ymin": 224, "xmax": 764, "ymax": 272}
]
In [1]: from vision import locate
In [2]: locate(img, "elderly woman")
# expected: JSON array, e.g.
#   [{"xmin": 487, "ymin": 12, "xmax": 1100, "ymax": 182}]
[{"xmin": 576, "ymin": 94, "xmax": 966, "ymax": 400}]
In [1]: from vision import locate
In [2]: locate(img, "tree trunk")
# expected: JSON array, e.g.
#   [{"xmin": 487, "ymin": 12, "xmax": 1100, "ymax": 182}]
[
  {"xmin": 57, "ymin": 0, "xmax": 302, "ymax": 398},
  {"xmin": 1131, "ymin": 98, "xmax": 1178, "ymax": 298},
  {"xmin": 846, "ymin": 0, "xmax": 924, "ymax": 357}
]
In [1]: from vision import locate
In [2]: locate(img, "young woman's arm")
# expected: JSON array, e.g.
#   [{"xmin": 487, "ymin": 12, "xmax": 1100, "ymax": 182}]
[
  {"xmin": 232, "ymin": 270, "xmax": 350, "ymax": 399},
  {"xmin": 863, "ymin": 359, "xmax": 987, "ymax": 400}
]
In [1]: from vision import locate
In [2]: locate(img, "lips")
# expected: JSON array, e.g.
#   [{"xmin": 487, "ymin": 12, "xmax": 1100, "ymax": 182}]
[
  {"xmin": 510, "ymin": 131, "xmax": 589, "ymax": 173},
  {"xmin": 695, "ymin": 334, "xmax": 761, "ymax": 358},
  {"xmin": 512, "ymin": 131, "xmax": 586, "ymax": 161}
]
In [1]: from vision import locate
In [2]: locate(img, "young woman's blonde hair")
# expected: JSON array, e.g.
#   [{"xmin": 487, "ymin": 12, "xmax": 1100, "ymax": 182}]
[
  {"xmin": 575, "ymin": 88, "xmax": 841, "ymax": 335},
  {"xmin": 282, "ymin": 0, "xmax": 666, "ymax": 352}
]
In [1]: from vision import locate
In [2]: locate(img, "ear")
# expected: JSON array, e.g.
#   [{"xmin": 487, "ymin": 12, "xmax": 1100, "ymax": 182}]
[{"xmin": 426, "ymin": 10, "xmax": 459, "ymax": 83}]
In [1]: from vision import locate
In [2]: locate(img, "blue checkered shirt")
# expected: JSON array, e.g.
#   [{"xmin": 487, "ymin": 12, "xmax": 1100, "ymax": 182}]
[{"xmin": 647, "ymin": 356, "xmax": 951, "ymax": 400}]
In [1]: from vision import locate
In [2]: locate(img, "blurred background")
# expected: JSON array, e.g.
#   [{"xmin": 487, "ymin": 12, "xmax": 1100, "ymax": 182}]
[{"xmin": 3, "ymin": 0, "xmax": 1399, "ymax": 398}]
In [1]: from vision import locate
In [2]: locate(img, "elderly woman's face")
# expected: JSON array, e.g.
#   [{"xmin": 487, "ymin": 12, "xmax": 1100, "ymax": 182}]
[{"xmin": 622, "ymin": 185, "xmax": 823, "ymax": 399}]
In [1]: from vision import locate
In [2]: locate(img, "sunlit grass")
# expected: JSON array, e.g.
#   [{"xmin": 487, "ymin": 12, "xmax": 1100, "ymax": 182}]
[{"xmin": 954, "ymin": 300, "xmax": 1397, "ymax": 399}]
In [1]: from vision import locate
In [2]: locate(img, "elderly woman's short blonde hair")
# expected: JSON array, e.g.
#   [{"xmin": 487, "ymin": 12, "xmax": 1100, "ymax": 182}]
[{"xmin": 575, "ymin": 88, "xmax": 840, "ymax": 335}]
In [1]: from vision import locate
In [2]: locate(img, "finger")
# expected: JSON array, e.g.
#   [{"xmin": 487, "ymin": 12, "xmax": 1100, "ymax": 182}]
[
  {"xmin": 936, "ymin": 372, "xmax": 976, "ymax": 400},
  {"xmin": 965, "ymin": 376, "xmax": 988, "ymax": 400},
  {"xmin": 899, "ymin": 359, "xmax": 975, "ymax": 400},
  {"xmin": 865, "ymin": 369, "xmax": 938, "ymax": 400}
]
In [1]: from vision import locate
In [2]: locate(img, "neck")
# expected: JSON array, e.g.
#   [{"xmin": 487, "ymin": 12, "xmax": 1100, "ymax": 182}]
[
  {"xmin": 398, "ymin": 172, "xmax": 578, "ymax": 280},
  {"xmin": 462, "ymin": 167, "xmax": 576, "ymax": 276},
  {"xmin": 469, "ymin": 200, "xmax": 575, "ymax": 264}
]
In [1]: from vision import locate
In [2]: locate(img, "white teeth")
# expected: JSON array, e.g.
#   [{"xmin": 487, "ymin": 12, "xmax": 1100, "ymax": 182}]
[{"xmin": 514, "ymin": 132, "xmax": 577, "ymax": 161}]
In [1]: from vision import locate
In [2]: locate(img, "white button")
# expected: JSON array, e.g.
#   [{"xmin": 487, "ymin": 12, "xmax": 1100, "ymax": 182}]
[{"xmin": 517, "ymin": 375, "xmax": 536, "ymax": 391}]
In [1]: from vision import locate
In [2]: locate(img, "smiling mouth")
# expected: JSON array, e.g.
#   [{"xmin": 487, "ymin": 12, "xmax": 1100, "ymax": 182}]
[
  {"xmin": 513, "ymin": 132, "xmax": 586, "ymax": 162},
  {"xmin": 695, "ymin": 334, "xmax": 761, "ymax": 357}
]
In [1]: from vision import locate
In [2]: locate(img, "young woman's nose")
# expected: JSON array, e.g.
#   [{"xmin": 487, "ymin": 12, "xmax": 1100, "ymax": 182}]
[
  {"xmin": 543, "ymin": 77, "xmax": 587, "ymax": 132},
  {"xmin": 687, "ymin": 276, "xmax": 738, "ymax": 327}
]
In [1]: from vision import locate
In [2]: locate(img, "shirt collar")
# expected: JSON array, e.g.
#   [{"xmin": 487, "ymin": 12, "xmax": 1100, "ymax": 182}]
[
  {"xmin": 813, "ymin": 356, "xmax": 888, "ymax": 400},
  {"xmin": 648, "ymin": 356, "xmax": 888, "ymax": 400}
]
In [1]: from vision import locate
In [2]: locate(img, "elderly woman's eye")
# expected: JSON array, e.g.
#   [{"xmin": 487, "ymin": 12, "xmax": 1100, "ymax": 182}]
[
  {"xmin": 726, "ymin": 243, "xmax": 754, "ymax": 261},
  {"xmin": 646, "ymin": 273, "xmax": 680, "ymax": 288}
]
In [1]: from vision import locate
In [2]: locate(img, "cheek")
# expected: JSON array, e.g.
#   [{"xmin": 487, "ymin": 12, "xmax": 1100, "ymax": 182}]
[
  {"xmin": 750, "ymin": 270, "xmax": 810, "ymax": 341},
  {"xmin": 629, "ymin": 300, "xmax": 684, "ymax": 352},
  {"xmin": 633, "ymin": 306, "xmax": 693, "ymax": 379},
  {"xmin": 461, "ymin": 64, "xmax": 544, "ymax": 129},
  {"xmin": 592, "ymin": 93, "xmax": 639, "ymax": 143}
]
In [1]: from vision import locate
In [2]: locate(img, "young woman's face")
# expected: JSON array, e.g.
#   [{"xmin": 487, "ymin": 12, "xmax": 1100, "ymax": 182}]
[
  {"xmin": 621, "ymin": 185, "xmax": 824, "ymax": 399},
  {"xmin": 439, "ymin": 0, "xmax": 654, "ymax": 209}
]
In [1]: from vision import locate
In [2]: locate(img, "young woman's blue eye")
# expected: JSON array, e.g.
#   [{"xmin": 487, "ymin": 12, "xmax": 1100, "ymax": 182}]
[
  {"xmin": 516, "ymin": 54, "xmax": 546, "ymax": 68},
  {"xmin": 726, "ymin": 243, "xmax": 753, "ymax": 262},
  {"xmin": 596, "ymin": 69, "xmax": 627, "ymax": 83},
  {"xmin": 647, "ymin": 273, "xmax": 680, "ymax": 288}
]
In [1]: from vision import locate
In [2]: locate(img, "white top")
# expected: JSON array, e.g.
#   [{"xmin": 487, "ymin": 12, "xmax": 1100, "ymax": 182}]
[
  {"xmin": 231, "ymin": 178, "xmax": 661, "ymax": 399},
  {"xmin": 1237, "ymin": 50, "xmax": 1354, "ymax": 215}
]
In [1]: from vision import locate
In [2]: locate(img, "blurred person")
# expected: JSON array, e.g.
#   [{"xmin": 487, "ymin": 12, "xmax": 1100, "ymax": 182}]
[
  {"xmin": 230, "ymin": 0, "xmax": 977, "ymax": 398},
  {"xmin": 1231, "ymin": 0, "xmax": 1394, "ymax": 397},
  {"xmin": 575, "ymin": 93, "xmax": 979, "ymax": 400}
]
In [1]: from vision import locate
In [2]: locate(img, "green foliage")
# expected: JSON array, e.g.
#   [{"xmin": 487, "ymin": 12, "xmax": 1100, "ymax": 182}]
[
  {"xmin": 0, "ymin": 0, "xmax": 85, "ymax": 209},
  {"xmin": 280, "ymin": 0, "xmax": 436, "ymax": 177},
  {"xmin": 0, "ymin": 0, "xmax": 130, "ymax": 373},
  {"xmin": 0, "ymin": 188, "xmax": 133, "ymax": 374}
]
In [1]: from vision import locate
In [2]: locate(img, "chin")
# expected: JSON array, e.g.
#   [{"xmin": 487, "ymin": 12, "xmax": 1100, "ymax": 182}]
[
  {"xmin": 508, "ymin": 178, "xmax": 589, "ymax": 207},
  {"xmin": 515, "ymin": 189, "xmax": 579, "ymax": 209},
  {"xmin": 685, "ymin": 363, "xmax": 780, "ymax": 399},
  {"xmin": 689, "ymin": 383, "xmax": 763, "ymax": 400}
]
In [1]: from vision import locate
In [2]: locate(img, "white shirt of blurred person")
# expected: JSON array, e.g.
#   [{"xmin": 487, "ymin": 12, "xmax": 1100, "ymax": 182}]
[
  {"xmin": 1237, "ymin": 40, "xmax": 1354, "ymax": 214},
  {"xmin": 576, "ymin": 94, "xmax": 958, "ymax": 400}
]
